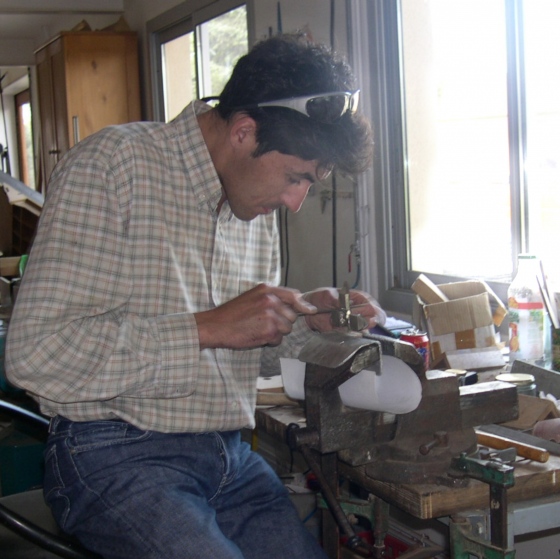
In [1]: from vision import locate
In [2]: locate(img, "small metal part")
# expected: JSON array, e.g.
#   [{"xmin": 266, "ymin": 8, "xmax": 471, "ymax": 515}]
[
  {"xmin": 298, "ymin": 302, "xmax": 369, "ymax": 317},
  {"xmin": 298, "ymin": 282, "xmax": 369, "ymax": 333},
  {"xmin": 349, "ymin": 313, "xmax": 369, "ymax": 332},
  {"xmin": 419, "ymin": 431, "xmax": 449, "ymax": 456},
  {"xmin": 478, "ymin": 447, "xmax": 517, "ymax": 465},
  {"xmin": 328, "ymin": 282, "xmax": 369, "ymax": 332}
]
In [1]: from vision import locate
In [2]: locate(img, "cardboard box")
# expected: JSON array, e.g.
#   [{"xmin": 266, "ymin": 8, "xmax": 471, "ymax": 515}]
[
  {"xmin": 413, "ymin": 278, "xmax": 507, "ymax": 370},
  {"xmin": 0, "ymin": 257, "xmax": 20, "ymax": 278},
  {"xmin": 411, "ymin": 274, "xmax": 449, "ymax": 304}
]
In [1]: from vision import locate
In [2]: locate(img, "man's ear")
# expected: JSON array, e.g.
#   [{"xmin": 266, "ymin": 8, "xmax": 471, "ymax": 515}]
[{"xmin": 229, "ymin": 115, "xmax": 257, "ymax": 150}]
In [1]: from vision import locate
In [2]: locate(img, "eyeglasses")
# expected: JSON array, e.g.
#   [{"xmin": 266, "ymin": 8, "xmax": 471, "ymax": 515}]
[{"xmin": 235, "ymin": 90, "xmax": 360, "ymax": 124}]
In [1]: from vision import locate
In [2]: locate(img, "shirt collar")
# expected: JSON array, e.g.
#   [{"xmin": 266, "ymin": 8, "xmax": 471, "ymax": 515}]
[{"xmin": 175, "ymin": 101, "xmax": 231, "ymax": 219}]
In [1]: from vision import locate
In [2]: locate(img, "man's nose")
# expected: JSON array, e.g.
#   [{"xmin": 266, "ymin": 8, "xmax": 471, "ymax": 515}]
[{"xmin": 282, "ymin": 183, "xmax": 311, "ymax": 213}]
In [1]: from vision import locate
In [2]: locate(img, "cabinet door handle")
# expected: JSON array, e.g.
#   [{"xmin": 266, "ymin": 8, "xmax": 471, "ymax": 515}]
[
  {"xmin": 48, "ymin": 149, "xmax": 61, "ymax": 155},
  {"xmin": 72, "ymin": 116, "xmax": 80, "ymax": 144}
]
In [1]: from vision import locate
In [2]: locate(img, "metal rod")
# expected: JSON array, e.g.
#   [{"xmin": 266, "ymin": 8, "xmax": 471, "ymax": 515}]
[
  {"xmin": 297, "ymin": 302, "xmax": 369, "ymax": 317},
  {"xmin": 490, "ymin": 483, "xmax": 509, "ymax": 550},
  {"xmin": 298, "ymin": 444, "xmax": 356, "ymax": 540}
]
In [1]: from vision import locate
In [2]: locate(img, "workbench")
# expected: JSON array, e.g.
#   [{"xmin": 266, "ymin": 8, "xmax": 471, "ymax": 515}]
[{"xmin": 255, "ymin": 404, "xmax": 560, "ymax": 557}]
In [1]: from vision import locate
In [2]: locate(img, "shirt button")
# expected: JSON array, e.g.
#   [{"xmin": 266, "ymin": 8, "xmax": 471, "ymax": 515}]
[{"xmin": 231, "ymin": 401, "xmax": 238, "ymax": 409}]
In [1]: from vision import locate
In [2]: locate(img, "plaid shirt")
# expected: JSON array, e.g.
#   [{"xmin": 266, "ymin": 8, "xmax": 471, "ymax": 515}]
[{"xmin": 6, "ymin": 102, "xmax": 312, "ymax": 432}]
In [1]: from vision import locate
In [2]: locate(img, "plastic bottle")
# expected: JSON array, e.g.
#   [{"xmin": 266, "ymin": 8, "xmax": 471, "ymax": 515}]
[{"xmin": 507, "ymin": 254, "xmax": 551, "ymax": 367}]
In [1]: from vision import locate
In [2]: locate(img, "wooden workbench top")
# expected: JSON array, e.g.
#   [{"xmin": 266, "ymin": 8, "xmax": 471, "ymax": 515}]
[{"xmin": 255, "ymin": 405, "xmax": 560, "ymax": 519}]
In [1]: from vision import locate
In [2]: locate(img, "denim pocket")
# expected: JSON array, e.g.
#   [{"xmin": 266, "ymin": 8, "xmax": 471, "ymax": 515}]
[{"xmin": 67, "ymin": 421, "xmax": 152, "ymax": 453}]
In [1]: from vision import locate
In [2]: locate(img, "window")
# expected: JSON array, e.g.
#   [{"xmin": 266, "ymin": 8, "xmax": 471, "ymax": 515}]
[
  {"xmin": 15, "ymin": 89, "xmax": 36, "ymax": 188},
  {"xmin": 160, "ymin": 32, "xmax": 196, "ymax": 122},
  {"xmin": 149, "ymin": 1, "xmax": 248, "ymax": 123},
  {"xmin": 364, "ymin": 0, "xmax": 560, "ymax": 313},
  {"xmin": 524, "ymin": 1, "xmax": 560, "ymax": 289}
]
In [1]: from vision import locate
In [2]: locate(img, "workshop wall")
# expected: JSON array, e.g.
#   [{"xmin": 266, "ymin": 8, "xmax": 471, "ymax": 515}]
[{"xmin": 252, "ymin": 0, "xmax": 360, "ymax": 293}]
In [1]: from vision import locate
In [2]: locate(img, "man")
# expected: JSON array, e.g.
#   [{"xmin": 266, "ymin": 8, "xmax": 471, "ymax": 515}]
[{"xmin": 6, "ymin": 34, "xmax": 384, "ymax": 558}]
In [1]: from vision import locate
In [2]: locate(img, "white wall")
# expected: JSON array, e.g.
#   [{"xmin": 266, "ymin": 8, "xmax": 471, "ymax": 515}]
[
  {"xmin": 0, "ymin": 16, "xmax": 125, "ymax": 65},
  {"xmin": 252, "ymin": 0, "xmax": 348, "ymax": 49}
]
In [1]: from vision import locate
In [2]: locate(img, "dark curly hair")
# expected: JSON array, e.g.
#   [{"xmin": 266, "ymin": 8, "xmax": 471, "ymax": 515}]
[{"xmin": 215, "ymin": 34, "xmax": 373, "ymax": 176}]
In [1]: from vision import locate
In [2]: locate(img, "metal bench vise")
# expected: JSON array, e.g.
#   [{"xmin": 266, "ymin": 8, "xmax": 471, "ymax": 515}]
[{"xmin": 286, "ymin": 330, "xmax": 519, "ymax": 557}]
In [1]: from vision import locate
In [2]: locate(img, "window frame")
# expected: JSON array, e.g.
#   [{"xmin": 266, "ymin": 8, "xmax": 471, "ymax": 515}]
[
  {"xmin": 147, "ymin": 0, "xmax": 251, "ymax": 123},
  {"xmin": 357, "ymin": 0, "xmax": 531, "ymax": 315}
]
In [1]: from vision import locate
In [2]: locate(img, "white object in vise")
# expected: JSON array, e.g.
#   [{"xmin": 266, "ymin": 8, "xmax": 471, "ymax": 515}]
[{"xmin": 280, "ymin": 356, "xmax": 422, "ymax": 415}]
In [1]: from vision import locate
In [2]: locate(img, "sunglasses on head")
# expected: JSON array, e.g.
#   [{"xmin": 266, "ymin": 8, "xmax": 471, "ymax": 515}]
[{"xmin": 229, "ymin": 90, "xmax": 360, "ymax": 124}]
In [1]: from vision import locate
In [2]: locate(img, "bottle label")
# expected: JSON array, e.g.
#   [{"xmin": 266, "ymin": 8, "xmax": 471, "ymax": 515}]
[
  {"xmin": 511, "ymin": 301, "xmax": 544, "ymax": 310},
  {"xmin": 508, "ymin": 306, "xmax": 545, "ymax": 362},
  {"xmin": 508, "ymin": 255, "xmax": 551, "ymax": 366}
]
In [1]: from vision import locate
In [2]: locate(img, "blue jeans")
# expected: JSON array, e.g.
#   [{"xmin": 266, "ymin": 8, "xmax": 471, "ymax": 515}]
[{"xmin": 44, "ymin": 417, "xmax": 328, "ymax": 559}]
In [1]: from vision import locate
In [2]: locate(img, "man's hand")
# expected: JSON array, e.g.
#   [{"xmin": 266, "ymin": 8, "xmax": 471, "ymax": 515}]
[
  {"xmin": 194, "ymin": 283, "xmax": 317, "ymax": 350},
  {"xmin": 302, "ymin": 287, "xmax": 386, "ymax": 333}
]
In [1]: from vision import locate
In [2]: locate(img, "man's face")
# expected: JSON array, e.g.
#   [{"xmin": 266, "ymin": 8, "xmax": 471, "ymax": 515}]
[{"xmin": 221, "ymin": 149, "xmax": 321, "ymax": 222}]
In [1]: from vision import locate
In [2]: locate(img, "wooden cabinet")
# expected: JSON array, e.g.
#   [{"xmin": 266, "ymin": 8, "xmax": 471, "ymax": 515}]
[{"xmin": 35, "ymin": 32, "xmax": 141, "ymax": 191}]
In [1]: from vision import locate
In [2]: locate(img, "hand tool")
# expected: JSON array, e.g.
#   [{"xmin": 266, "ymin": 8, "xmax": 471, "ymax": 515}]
[
  {"xmin": 478, "ymin": 423, "xmax": 560, "ymax": 456},
  {"xmin": 302, "ymin": 302, "xmax": 369, "ymax": 316},
  {"xmin": 475, "ymin": 430, "xmax": 549, "ymax": 463},
  {"xmin": 297, "ymin": 282, "xmax": 369, "ymax": 332}
]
